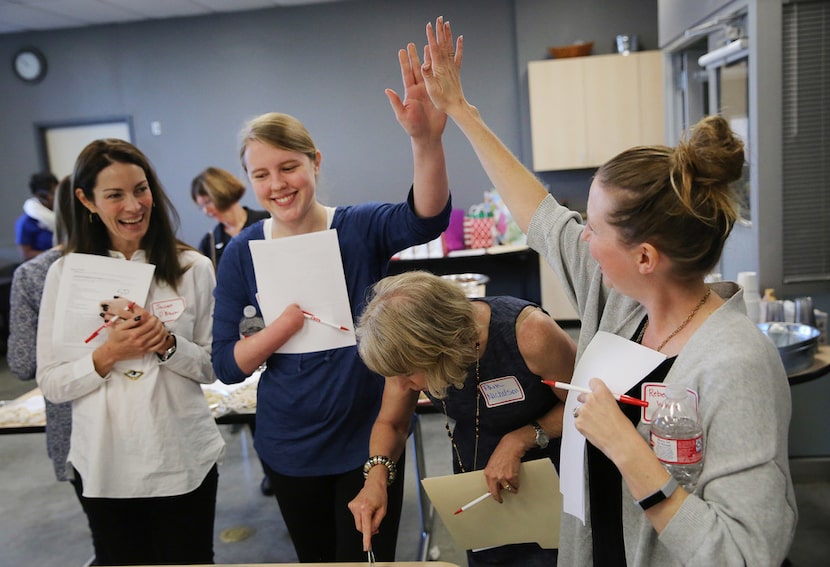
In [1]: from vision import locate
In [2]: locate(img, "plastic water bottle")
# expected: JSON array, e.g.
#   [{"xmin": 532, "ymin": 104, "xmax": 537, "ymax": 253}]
[
  {"xmin": 239, "ymin": 305, "xmax": 267, "ymax": 373},
  {"xmin": 650, "ymin": 383, "xmax": 704, "ymax": 492}
]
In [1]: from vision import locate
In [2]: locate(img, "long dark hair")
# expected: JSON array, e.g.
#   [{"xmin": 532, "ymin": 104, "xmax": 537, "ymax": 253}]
[{"xmin": 67, "ymin": 138, "xmax": 191, "ymax": 289}]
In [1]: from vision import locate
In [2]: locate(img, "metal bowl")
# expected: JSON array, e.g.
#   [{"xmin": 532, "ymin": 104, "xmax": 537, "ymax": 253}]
[
  {"xmin": 441, "ymin": 273, "xmax": 490, "ymax": 298},
  {"xmin": 757, "ymin": 322, "xmax": 821, "ymax": 374}
]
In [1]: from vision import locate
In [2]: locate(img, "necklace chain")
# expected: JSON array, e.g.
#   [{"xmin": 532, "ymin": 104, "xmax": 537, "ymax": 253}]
[
  {"xmin": 443, "ymin": 341, "xmax": 480, "ymax": 473},
  {"xmin": 641, "ymin": 288, "xmax": 711, "ymax": 352}
]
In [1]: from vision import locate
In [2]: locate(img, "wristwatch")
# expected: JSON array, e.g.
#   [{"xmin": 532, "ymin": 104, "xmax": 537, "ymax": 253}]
[
  {"xmin": 636, "ymin": 475, "xmax": 679, "ymax": 510},
  {"xmin": 157, "ymin": 334, "xmax": 177, "ymax": 362},
  {"xmin": 531, "ymin": 421, "xmax": 549, "ymax": 449}
]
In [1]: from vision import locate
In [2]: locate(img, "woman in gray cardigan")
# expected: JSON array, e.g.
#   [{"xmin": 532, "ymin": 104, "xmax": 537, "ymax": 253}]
[{"xmin": 415, "ymin": 16, "xmax": 796, "ymax": 567}]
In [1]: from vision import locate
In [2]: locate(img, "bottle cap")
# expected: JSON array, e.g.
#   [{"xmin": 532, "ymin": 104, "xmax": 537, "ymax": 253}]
[{"xmin": 243, "ymin": 305, "xmax": 257, "ymax": 318}]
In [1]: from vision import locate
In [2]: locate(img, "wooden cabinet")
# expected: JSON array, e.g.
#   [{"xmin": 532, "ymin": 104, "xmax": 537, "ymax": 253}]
[{"xmin": 528, "ymin": 50, "xmax": 664, "ymax": 171}]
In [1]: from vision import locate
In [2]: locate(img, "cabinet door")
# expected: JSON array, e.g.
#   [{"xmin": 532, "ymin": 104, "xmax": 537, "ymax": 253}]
[
  {"xmin": 584, "ymin": 53, "xmax": 641, "ymax": 165},
  {"xmin": 528, "ymin": 58, "xmax": 588, "ymax": 171},
  {"xmin": 528, "ymin": 51, "xmax": 665, "ymax": 171},
  {"xmin": 636, "ymin": 50, "xmax": 665, "ymax": 147}
]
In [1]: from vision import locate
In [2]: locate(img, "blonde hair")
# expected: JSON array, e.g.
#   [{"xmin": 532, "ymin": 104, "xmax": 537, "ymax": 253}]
[
  {"xmin": 357, "ymin": 271, "xmax": 479, "ymax": 398},
  {"xmin": 238, "ymin": 112, "xmax": 318, "ymax": 173},
  {"xmin": 596, "ymin": 114, "xmax": 745, "ymax": 280}
]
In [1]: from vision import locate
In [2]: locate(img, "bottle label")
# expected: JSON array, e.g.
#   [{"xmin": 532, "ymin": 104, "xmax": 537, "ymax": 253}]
[
  {"xmin": 651, "ymin": 432, "xmax": 703, "ymax": 465},
  {"xmin": 641, "ymin": 383, "xmax": 700, "ymax": 424}
]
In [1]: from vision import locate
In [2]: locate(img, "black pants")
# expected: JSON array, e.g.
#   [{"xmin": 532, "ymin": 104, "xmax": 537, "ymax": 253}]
[
  {"xmin": 264, "ymin": 453, "xmax": 405, "ymax": 563},
  {"xmin": 73, "ymin": 465, "xmax": 219, "ymax": 566}
]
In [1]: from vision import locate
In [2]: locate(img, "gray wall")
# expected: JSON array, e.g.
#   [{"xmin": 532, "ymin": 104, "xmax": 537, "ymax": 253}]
[{"xmin": 0, "ymin": 0, "xmax": 657, "ymax": 261}]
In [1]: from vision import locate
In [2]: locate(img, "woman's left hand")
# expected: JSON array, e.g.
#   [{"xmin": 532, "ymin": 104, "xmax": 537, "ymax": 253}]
[
  {"xmin": 483, "ymin": 434, "xmax": 525, "ymax": 503},
  {"xmin": 386, "ymin": 42, "xmax": 448, "ymax": 141}
]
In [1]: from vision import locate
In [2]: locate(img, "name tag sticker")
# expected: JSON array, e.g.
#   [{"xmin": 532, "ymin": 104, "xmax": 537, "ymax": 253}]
[
  {"xmin": 151, "ymin": 297, "xmax": 186, "ymax": 323},
  {"xmin": 640, "ymin": 382, "xmax": 699, "ymax": 423},
  {"xmin": 479, "ymin": 376, "xmax": 526, "ymax": 408}
]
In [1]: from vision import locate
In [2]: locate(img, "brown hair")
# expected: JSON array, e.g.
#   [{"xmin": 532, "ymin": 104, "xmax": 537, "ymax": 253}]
[
  {"xmin": 68, "ymin": 138, "xmax": 191, "ymax": 290},
  {"xmin": 596, "ymin": 115, "xmax": 745, "ymax": 280},
  {"xmin": 190, "ymin": 166, "xmax": 246, "ymax": 211}
]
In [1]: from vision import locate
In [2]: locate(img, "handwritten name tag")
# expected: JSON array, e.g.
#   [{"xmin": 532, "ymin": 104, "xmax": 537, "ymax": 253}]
[
  {"xmin": 151, "ymin": 297, "xmax": 186, "ymax": 323},
  {"xmin": 479, "ymin": 376, "xmax": 526, "ymax": 408}
]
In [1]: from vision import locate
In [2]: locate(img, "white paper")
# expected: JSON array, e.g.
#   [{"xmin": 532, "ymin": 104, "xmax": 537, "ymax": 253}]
[
  {"xmin": 249, "ymin": 229, "xmax": 356, "ymax": 354},
  {"xmin": 560, "ymin": 331, "xmax": 666, "ymax": 522},
  {"xmin": 52, "ymin": 253, "xmax": 155, "ymax": 361}
]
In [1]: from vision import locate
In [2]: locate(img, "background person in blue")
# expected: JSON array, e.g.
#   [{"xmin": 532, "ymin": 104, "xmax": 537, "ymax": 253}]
[
  {"xmin": 211, "ymin": 42, "xmax": 452, "ymax": 563},
  {"xmin": 349, "ymin": 271, "xmax": 577, "ymax": 567},
  {"xmin": 15, "ymin": 171, "xmax": 58, "ymax": 260}
]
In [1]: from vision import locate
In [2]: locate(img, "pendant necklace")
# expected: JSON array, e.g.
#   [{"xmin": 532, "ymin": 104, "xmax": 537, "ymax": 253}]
[
  {"xmin": 442, "ymin": 341, "xmax": 480, "ymax": 473},
  {"xmin": 639, "ymin": 288, "xmax": 711, "ymax": 352}
]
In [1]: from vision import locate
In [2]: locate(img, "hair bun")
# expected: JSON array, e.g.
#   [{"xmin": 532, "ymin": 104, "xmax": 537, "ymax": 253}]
[{"xmin": 674, "ymin": 115, "xmax": 745, "ymax": 191}]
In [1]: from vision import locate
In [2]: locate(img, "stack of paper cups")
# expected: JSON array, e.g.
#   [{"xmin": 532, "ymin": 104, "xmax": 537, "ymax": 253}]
[{"xmin": 737, "ymin": 271, "xmax": 761, "ymax": 323}]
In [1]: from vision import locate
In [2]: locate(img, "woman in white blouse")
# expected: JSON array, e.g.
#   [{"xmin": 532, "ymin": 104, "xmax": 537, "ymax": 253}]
[{"xmin": 36, "ymin": 138, "xmax": 225, "ymax": 566}]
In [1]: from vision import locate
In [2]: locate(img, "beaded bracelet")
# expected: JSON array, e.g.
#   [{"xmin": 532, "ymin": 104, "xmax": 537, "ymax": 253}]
[{"xmin": 362, "ymin": 455, "xmax": 397, "ymax": 485}]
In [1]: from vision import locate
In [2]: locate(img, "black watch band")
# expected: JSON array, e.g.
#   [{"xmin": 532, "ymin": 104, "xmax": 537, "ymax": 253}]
[{"xmin": 636, "ymin": 475, "xmax": 679, "ymax": 510}]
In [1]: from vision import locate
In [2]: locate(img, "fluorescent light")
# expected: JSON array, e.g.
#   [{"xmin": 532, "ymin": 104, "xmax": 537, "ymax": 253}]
[{"xmin": 698, "ymin": 38, "xmax": 749, "ymax": 69}]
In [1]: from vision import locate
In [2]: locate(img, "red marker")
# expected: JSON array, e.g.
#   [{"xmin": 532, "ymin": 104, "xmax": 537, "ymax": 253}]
[
  {"xmin": 84, "ymin": 301, "xmax": 136, "ymax": 343},
  {"xmin": 454, "ymin": 492, "xmax": 492, "ymax": 515},
  {"xmin": 301, "ymin": 310, "xmax": 350, "ymax": 332},
  {"xmin": 542, "ymin": 380, "xmax": 648, "ymax": 408}
]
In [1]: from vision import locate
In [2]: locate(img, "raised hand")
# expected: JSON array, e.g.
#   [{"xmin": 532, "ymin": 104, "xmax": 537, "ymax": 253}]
[
  {"xmin": 385, "ymin": 41, "xmax": 447, "ymax": 141},
  {"xmin": 421, "ymin": 16, "xmax": 465, "ymax": 115}
]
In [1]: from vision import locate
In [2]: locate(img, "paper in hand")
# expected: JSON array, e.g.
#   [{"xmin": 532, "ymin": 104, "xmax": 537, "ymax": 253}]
[{"xmin": 249, "ymin": 229, "xmax": 355, "ymax": 354}]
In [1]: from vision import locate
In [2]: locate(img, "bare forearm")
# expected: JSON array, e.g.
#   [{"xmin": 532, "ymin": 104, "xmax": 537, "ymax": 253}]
[
  {"xmin": 448, "ymin": 102, "xmax": 548, "ymax": 232},
  {"xmin": 411, "ymin": 136, "xmax": 450, "ymax": 218}
]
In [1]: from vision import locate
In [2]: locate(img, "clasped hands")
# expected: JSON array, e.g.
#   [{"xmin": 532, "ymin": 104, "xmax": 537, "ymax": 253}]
[{"xmin": 99, "ymin": 296, "xmax": 171, "ymax": 358}]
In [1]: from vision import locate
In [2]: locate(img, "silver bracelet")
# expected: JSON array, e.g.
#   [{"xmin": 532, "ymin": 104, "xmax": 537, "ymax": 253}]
[{"xmin": 362, "ymin": 455, "xmax": 397, "ymax": 485}]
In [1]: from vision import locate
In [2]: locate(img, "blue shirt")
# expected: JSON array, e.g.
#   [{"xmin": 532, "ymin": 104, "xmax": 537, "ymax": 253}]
[
  {"xmin": 212, "ymin": 190, "xmax": 450, "ymax": 475},
  {"xmin": 15, "ymin": 214, "xmax": 53, "ymax": 251}
]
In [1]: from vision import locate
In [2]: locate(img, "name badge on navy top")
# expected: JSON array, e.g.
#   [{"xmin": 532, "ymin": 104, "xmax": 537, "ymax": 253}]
[{"xmin": 479, "ymin": 376, "xmax": 526, "ymax": 408}]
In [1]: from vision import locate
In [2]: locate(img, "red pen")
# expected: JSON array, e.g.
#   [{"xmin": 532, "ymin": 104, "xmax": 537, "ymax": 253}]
[
  {"xmin": 301, "ymin": 310, "xmax": 350, "ymax": 332},
  {"xmin": 542, "ymin": 380, "xmax": 648, "ymax": 408},
  {"xmin": 454, "ymin": 492, "xmax": 492, "ymax": 515},
  {"xmin": 84, "ymin": 301, "xmax": 136, "ymax": 343}
]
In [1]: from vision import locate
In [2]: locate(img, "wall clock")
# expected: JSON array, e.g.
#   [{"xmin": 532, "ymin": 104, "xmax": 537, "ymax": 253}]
[{"xmin": 13, "ymin": 48, "xmax": 47, "ymax": 83}]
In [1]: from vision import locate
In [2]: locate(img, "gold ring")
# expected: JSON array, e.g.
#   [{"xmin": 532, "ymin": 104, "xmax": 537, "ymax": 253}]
[{"xmin": 573, "ymin": 407, "xmax": 580, "ymax": 419}]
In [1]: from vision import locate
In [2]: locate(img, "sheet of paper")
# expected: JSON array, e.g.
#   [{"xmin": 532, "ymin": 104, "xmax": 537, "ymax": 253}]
[
  {"xmin": 560, "ymin": 331, "xmax": 666, "ymax": 523},
  {"xmin": 421, "ymin": 458, "xmax": 561, "ymax": 551},
  {"xmin": 249, "ymin": 229, "xmax": 356, "ymax": 354},
  {"xmin": 52, "ymin": 253, "xmax": 155, "ymax": 361}
]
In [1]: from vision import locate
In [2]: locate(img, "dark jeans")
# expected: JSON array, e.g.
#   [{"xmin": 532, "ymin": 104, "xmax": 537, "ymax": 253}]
[
  {"xmin": 74, "ymin": 464, "xmax": 218, "ymax": 566},
  {"xmin": 264, "ymin": 453, "xmax": 405, "ymax": 563}
]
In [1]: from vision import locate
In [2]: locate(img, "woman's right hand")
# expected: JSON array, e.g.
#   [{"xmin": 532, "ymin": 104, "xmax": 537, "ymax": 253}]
[
  {"xmin": 421, "ymin": 16, "xmax": 465, "ymax": 115},
  {"xmin": 92, "ymin": 302, "xmax": 170, "ymax": 376},
  {"xmin": 347, "ymin": 482, "xmax": 388, "ymax": 552}
]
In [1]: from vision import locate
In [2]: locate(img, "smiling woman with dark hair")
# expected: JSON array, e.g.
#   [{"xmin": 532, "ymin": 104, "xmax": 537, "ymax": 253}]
[{"xmin": 36, "ymin": 138, "xmax": 225, "ymax": 566}]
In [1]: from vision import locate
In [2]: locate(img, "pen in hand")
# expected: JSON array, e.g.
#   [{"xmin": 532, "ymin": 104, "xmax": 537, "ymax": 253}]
[
  {"xmin": 542, "ymin": 380, "xmax": 648, "ymax": 408},
  {"xmin": 84, "ymin": 301, "xmax": 136, "ymax": 343},
  {"xmin": 301, "ymin": 310, "xmax": 350, "ymax": 332},
  {"xmin": 454, "ymin": 491, "xmax": 492, "ymax": 515}
]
